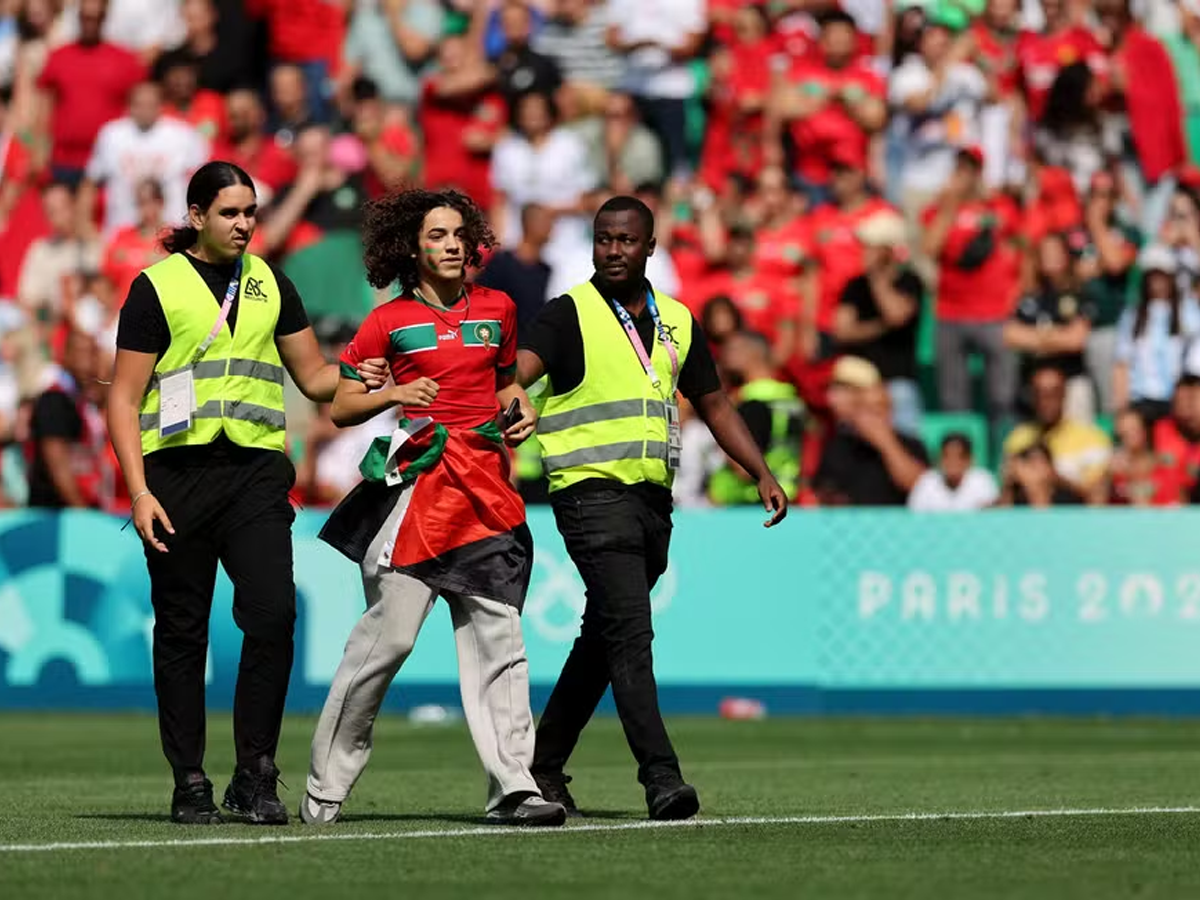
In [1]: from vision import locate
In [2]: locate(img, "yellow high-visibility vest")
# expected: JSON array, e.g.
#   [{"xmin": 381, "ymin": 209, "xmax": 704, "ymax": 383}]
[
  {"xmin": 537, "ymin": 280, "xmax": 693, "ymax": 493},
  {"xmin": 139, "ymin": 252, "xmax": 287, "ymax": 456}
]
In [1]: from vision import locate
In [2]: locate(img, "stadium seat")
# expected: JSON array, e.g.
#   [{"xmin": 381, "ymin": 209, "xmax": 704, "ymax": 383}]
[{"xmin": 919, "ymin": 411, "xmax": 991, "ymax": 470}]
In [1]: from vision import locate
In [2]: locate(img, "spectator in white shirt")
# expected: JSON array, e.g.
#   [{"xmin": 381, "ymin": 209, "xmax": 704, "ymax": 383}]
[
  {"xmin": 17, "ymin": 181, "xmax": 102, "ymax": 320},
  {"xmin": 61, "ymin": 0, "xmax": 185, "ymax": 63},
  {"xmin": 605, "ymin": 0, "xmax": 705, "ymax": 181},
  {"xmin": 78, "ymin": 79, "xmax": 208, "ymax": 237},
  {"xmin": 888, "ymin": 10, "xmax": 987, "ymax": 257},
  {"xmin": 908, "ymin": 431, "xmax": 1000, "ymax": 511},
  {"xmin": 490, "ymin": 89, "xmax": 598, "ymax": 298}
]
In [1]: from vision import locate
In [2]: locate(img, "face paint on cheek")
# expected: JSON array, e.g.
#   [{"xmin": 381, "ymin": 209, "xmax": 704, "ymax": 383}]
[{"xmin": 421, "ymin": 246, "xmax": 441, "ymax": 271}]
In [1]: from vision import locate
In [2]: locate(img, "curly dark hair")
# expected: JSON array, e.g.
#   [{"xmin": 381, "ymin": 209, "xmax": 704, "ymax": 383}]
[{"xmin": 361, "ymin": 187, "xmax": 496, "ymax": 291}]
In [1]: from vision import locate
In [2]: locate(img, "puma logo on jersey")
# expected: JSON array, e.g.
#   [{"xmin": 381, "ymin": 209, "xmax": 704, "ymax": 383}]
[{"xmin": 439, "ymin": 330, "xmax": 458, "ymax": 341}]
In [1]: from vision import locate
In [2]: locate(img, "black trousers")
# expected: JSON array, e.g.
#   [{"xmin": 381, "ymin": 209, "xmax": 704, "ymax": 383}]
[
  {"xmin": 533, "ymin": 487, "xmax": 682, "ymax": 787},
  {"xmin": 144, "ymin": 445, "xmax": 297, "ymax": 780}
]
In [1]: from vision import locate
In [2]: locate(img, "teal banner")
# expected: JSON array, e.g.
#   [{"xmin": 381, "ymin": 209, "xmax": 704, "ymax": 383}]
[{"xmin": 1, "ymin": 510, "xmax": 1200, "ymax": 711}]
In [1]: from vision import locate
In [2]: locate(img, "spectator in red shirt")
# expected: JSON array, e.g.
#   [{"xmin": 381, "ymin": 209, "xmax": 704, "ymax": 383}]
[
  {"xmin": 691, "ymin": 222, "xmax": 799, "ymax": 365},
  {"xmin": 750, "ymin": 165, "xmax": 808, "ymax": 284},
  {"xmin": 418, "ymin": 35, "xmax": 505, "ymax": 211},
  {"xmin": 209, "ymin": 88, "xmax": 298, "ymax": 207},
  {"xmin": 922, "ymin": 147, "xmax": 1021, "ymax": 422},
  {"xmin": 347, "ymin": 78, "xmax": 418, "ymax": 201},
  {"xmin": 1018, "ymin": 0, "xmax": 1107, "ymax": 124},
  {"xmin": 159, "ymin": 53, "xmax": 226, "ymax": 144},
  {"xmin": 766, "ymin": 10, "xmax": 886, "ymax": 204},
  {"xmin": 36, "ymin": 0, "xmax": 145, "ymax": 185},
  {"xmin": 1096, "ymin": 0, "xmax": 1186, "ymax": 239},
  {"xmin": 973, "ymin": 0, "xmax": 1034, "ymax": 190},
  {"xmin": 798, "ymin": 150, "xmax": 894, "ymax": 361},
  {"xmin": 102, "ymin": 177, "xmax": 167, "ymax": 304},
  {"xmin": 0, "ymin": 88, "xmax": 44, "ymax": 297},
  {"xmin": 1152, "ymin": 344, "xmax": 1200, "ymax": 502},
  {"xmin": 245, "ymin": 0, "xmax": 345, "ymax": 123},
  {"xmin": 699, "ymin": 4, "xmax": 772, "ymax": 195},
  {"xmin": 1110, "ymin": 406, "xmax": 1176, "ymax": 506},
  {"xmin": 972, "ymin": 0, "xmax": 1033, "ymax": 103}
]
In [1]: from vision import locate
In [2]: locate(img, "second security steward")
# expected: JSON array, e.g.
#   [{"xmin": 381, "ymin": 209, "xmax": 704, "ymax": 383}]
[{"xmin": 107, "ymin": 161, "xmax": 387, "ymax": 826}]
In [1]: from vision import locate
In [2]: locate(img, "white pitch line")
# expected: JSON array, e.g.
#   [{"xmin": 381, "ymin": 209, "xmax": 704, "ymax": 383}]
[{"xmin": 1, "ymin": 806, "xmax": 1198, "ymax": 854}]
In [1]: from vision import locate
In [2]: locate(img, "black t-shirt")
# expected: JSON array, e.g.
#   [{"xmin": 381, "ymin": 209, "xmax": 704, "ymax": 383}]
[
  {"xmin": 521, "ymin": 279, "xmax": 721, "ymax": 401},
  {"xmin": 116, "ymin": 252, "xmax": 310, "ymax": 467},
  {"xmin": 739, "ymin": 400, "xmax": 773, "ymax": 453},
  {"xmin": 495, "ymin": 46, "xmax": 562, "ymax": 103},
  {"xmin": 1011, "ymin": 287, "xmax": 1093, "ymax": 382},
  {"xmin": 836, "ymin": 269, "xmax": 923, "ymax": 381},
  {"xmin": 813, "ymin": 427, "xmax": 930, "ymax": 506},
  {"xmin": 474, "ymin": 250, "xmax": 552, "ymax": 346},
  {"xmin": 271, "ymin": 175, "xmax": 368, "ymax": 234},
  {"xmin": 27, "ymin": 390, "xmax": 83, "ymax": 508},
  {"xmin": 521, "ymin": 278, "xmax": 722, "ymax": 506},
  {"xmin": 117, "ymin": 252, "xmax": 311, "ymax": 357},
  {"xmin": 154, "ymin": 1, "xmax": 261, "ymax": 93}
]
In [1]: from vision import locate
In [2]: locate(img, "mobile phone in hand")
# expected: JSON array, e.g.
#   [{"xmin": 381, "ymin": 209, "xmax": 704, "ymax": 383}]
[{"xmin": 499, "ymin": 397, "xmax": 522, "ymax": 431}]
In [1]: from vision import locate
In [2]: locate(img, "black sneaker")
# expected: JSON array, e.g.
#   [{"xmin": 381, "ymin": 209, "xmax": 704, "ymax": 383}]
[
  {"xmin": 222, "ymin": 757, "xmax": 289, "ymax": 825},
  {"xmin": 171, "ymin": 772, "xmax": 223, "ymax": 825},
  {"xmin": 646, "ymin": 779, "xmax": 700, "ymax": 821},
  {"xmin": 534, "ymin": 772, "xmax": 582, "ymax": 818}
]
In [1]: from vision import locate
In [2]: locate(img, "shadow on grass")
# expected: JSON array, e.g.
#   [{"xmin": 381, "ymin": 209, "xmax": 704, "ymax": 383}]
[
  {"xmin": 340, "ymin": 809, "xmax": 642, "ymax": 824},
  {"xmin": 76, "ymin": 808, "xmax": 644, "ymax": 826}
]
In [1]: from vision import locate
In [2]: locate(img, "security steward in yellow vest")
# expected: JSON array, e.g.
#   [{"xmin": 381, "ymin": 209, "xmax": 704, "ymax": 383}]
[
  {"xmin": 106, "ymin": 162, "xmax": 386, "ymax": 827},
  {"xmin": 516, "ymin": 196, "xmax": 789, "ymax": 822}
]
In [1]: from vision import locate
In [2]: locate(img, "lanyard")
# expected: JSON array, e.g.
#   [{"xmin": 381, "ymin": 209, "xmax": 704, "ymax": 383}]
[
  {"xmin": 191, "ymin": 258, "xmax": 242, "ymax": 366},
  {"xmin": 609, "ymin": 289, "xmax": 679, "ymax": 391}
]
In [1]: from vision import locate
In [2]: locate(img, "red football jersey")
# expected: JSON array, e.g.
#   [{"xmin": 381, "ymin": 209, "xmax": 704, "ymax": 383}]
[{"xmin": 341, "ymin": 284, "xmax": 518, "ymax": 430}]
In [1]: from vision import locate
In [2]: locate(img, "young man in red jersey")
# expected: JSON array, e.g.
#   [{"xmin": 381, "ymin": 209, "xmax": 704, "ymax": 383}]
[{"xmin": 302, "ymin": 188, "xmax": 565, "ymax": 828}]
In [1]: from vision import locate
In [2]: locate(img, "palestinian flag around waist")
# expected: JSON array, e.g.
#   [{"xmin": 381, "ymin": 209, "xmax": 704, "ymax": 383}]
[{"xmin": 318, "ymin": 418, "xmax": 532, "ymax": 609}]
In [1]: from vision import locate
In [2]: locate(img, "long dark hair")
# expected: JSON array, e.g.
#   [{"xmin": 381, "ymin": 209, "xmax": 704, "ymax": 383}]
[
  {"xmin": 161, "ymin": 161, "xmax": 256, "ymax": 254},
  {"xmin": 1041, "ymin": 62, "xmax": 1097, "ymax": 134},
  {"xmin": 361, "ymin": 187, "xmax": 495, "ymax": 292},
  {"xmin": 1134, "ymin": 265, "xmax": 1182, "ymax": 339}
]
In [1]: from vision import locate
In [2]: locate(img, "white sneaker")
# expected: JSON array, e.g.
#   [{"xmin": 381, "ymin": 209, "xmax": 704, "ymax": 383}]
[
  {"xmin": 299, "ymin": 793, "xmax": 342, "ymax": 825},
  {"xmin": 486, "ymin": 793, "xmax": 567, "ymax": 827}
]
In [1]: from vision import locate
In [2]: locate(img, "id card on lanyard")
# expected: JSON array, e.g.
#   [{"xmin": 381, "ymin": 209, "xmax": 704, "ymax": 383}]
[
  {"xmin": 158, "ymin": 258, "xmax": 242, "ymax": 439},
  {"xmin": 609, "ymin": 289, "xmax": 682, "ymax": 470}
]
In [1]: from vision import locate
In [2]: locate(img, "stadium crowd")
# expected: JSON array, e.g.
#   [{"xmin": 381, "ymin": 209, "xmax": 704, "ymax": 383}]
[{"xmin": 4, "ymin": 0, "xmax": 1200, "ymax": 512}]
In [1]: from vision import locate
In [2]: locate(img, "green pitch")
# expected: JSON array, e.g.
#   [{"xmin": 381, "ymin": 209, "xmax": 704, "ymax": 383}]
[{"xmin": 2, "ymin": 714, "xmax": 1200, "ymax": 899}]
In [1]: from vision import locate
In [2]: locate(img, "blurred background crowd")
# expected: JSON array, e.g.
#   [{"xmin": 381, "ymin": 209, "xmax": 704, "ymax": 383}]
[{"xmin": 6, "ymin": 0, "xmax": 1200, "ymax": 512}]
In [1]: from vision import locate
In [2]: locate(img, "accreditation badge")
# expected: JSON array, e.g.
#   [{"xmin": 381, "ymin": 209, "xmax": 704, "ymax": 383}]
[{"xmin": 158, "ymin": 369, "xmax": 195, "ymax": 438}]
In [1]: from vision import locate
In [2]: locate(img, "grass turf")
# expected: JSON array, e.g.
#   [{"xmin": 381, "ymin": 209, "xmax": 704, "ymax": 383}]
[{"xmin": 1, "ymin": 714, "xmax": 1199, "ymax": 899}]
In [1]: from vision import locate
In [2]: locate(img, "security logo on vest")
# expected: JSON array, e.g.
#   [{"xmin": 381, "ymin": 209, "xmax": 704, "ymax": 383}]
[
  {"xmin": 244, "ymin": 276, "xmax": 269, "ymax": 301},
  {"xmin": 658, "ymin": 323, "xmax": 679, "ymax": 346}
]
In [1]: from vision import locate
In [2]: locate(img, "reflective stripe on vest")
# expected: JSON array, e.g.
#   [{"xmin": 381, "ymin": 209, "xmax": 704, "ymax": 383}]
[
  {"xmin": 148, "ymin": 358, "xmax": 285, "ymax": 391},
  {"xmin": 139, "ymin": 252, "xmax": 287, "ymax": 456},
  {"xmin": 537, "ymin": 281, "xmax": 693, "ymax": 493},
  {"xmin": 538, "ymin": 398, "xmax": 667, "ymax": 435}
]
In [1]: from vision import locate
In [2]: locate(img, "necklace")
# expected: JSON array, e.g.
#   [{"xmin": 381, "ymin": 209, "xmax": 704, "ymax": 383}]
[{"xmin": 413, "ymin": 285, "xmax": 471, "ymax": 330}]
